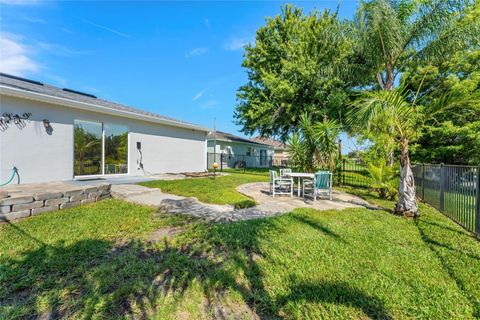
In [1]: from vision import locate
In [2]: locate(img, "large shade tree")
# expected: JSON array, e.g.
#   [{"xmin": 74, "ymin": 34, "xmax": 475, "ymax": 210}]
[
  {"xmin": 234, "ymin": 5, "xmax": 357, "ymax": 140},
  {"xmin": 405, "ymin": 50, "xmax": 480, "ymax": 165}
]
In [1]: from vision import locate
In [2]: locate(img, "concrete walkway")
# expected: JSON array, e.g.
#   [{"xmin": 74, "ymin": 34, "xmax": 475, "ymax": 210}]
[{"xmin": 111, "ymin": 182, "xmax": 376, "ymax": 223}]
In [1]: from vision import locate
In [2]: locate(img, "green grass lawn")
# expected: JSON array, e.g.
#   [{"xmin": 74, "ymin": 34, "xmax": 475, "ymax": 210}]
[
  {"xmin": 1, "ymin": 191, "xmax": 480, "ymax": 319},
  {"xmin": 339, "ymin": 186, "xmax": 480, "ymax": 318},
  {"xmin": 139, "ymin": 173, "xmax": 269, "ymax": 208},
  {"xmin": 209, "ymin": 167, "xmax": 272, "ymax": 176}
]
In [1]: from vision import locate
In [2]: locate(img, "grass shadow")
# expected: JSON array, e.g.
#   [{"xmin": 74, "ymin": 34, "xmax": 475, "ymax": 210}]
[
  {"xmin": 2, "ymin": 207, "xmax": 399, "ymax": 319},
  {"xmin": 277, "ymin": 279, "xmax": 392, "ymax": 320},
  {"xmin": 415, "ymin": 212, "xmax": 480, "ymax": 318},
  {"xmin": 290, "ymin": 214, "xmax": 347, "ymax": 243}
]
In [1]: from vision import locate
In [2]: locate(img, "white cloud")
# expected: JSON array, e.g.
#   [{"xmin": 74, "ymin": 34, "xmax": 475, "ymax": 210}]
[
  {"xmin": 192, "ymin": 91, "xmax": 204, "ymax": 101},
  {"xmin": 0, "ymin": 33, "xmax": 40, "ymax": 76},
  {"xmin": 34, "ymin": 41, "xmax": 91, "ymax": 56},
  {"xmin": 200, "ymin": 100, "xmax": 219, "ymax": 109},
  {"xmin": 22, "ymin": 16, "xmax": 46, "ymax": 24},
  {"xmin": 185, "ymin": 47, "xmax": 208, "ymax": 58},
  {"xmin": 224, "ymin": 36, "xmax": 253, "ymax": 51}
]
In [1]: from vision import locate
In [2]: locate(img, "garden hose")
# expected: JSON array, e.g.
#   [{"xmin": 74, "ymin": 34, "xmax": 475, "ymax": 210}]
[{"xmin": 0, "ymin": 167, "xmax": 18, "ymax": 186}]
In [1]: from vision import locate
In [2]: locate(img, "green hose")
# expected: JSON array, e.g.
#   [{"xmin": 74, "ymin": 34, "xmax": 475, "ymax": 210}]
[{"xmin": 0, "ymin": 167, "xmax": 18, "ymax": 187}]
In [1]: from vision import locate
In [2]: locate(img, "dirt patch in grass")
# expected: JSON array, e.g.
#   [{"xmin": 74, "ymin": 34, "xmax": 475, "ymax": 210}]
[
  {"xmin": 202, "ymin": 289, "xmax": 261, "ymax": 320},
  {"xmin": 148, "ymin": 226, "xmax": 185, "ymax": 242}
]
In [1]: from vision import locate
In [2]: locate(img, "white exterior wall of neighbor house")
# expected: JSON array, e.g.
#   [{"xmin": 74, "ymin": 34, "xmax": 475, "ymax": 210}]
[
  {"xmin": 0, "ymin": 95, "xmax": 207, "ymax": 184},
  {"xmin": 206, "ymin": 140, "xmax": 274, "ymax": 168},
  {"xmin": 207, "ymin": 141, "xmax": 274, "ymax": 157}
]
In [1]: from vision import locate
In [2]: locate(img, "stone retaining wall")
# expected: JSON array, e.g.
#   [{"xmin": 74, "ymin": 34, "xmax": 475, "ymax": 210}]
[{"xmin": 0, "ymin": 183, "xmax": 111, "ymax": 222}]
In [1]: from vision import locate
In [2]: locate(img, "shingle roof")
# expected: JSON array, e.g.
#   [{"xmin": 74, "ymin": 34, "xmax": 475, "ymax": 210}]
[
  {"xmin": 250, "ymin": 137, "xmax": 286, "ymax": 150},
  {"xmin": 207, "ymin": 131, "xmax": 273, "ymax": 148},
  {"xmin": 0, "ymin": 73, "xmax": 207, "ymax": 130}
]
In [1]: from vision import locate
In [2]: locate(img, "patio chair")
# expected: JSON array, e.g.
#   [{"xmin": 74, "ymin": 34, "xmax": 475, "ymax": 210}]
[
  {"xmin": 279, "ymin": 168, "xmax": 292, "ymax": 177},
  {"xmin": 303, "ymin": 171, "xmax": 333, "ymax": 200},
  {"xmin": 269, "ymin": 170, "xmax": 293, "ymax": 197}
]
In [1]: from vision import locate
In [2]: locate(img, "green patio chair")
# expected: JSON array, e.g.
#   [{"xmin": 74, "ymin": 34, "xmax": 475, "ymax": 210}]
[{"xmin": 303, "ymin": 171, "xmax": 332, "ymax": 200}]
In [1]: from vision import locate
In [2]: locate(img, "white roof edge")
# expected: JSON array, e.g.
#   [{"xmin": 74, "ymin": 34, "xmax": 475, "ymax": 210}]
[
  {"xmin": 208, "ymin": 137, "xmax": 275, "ymax": 149},
  {"xmin": 0, "ymin": 85, "xmax": 211, "ymax": 132}
]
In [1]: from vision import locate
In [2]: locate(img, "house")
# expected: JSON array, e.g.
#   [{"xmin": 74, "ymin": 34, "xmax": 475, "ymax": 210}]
[
  {"xmin": 207, "ymin": 131, "xmax": 274, "ymax": 169},
  {"xmin": 250, "ymin": 136, "xmax": 290, "ymax": 166},
  {"xmin": 0, "ymin": 73, "xmax": 209, "ymax": 184}
]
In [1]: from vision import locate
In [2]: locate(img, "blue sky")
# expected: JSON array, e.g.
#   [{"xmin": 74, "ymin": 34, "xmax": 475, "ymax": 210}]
[{"xmin": 0, "ymin": 0, "xmax": 361, "ymax": 153}]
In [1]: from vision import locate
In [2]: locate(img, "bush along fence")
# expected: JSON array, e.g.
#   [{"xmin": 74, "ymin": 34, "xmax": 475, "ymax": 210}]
[{"xmin": 413, "ymin": 164, "xmax": 479, "ymax": 237}]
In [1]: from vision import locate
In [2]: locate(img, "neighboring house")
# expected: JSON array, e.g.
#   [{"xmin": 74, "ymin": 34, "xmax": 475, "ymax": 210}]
[
  {"xmin": 0, "ymin": 73, "xmax": 209, "ymax": 184},
  {"xmin": 207, "ymin": 131, "xmax": 274, "ymax": 169},
  {"xmin": 250, "ymin": 136, "xmax": 290, "ymax": 166}
]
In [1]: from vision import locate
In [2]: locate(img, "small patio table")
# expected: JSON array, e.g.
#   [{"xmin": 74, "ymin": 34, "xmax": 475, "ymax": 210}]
[{"xmin": 284, "ymin": 172, "xmax": 315, "ymax": 197}]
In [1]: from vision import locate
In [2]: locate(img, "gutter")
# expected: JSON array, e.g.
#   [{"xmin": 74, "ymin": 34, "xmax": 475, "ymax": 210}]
[{"xmin": 0, "ymin": 85, "xmax": 211, "ymax": 132}]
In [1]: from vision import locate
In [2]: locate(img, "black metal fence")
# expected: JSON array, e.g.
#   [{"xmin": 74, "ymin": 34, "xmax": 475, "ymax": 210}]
[
  {"xmin": 207, "ymin": 153, "xmax": 287, "ymax": 172},
  {"xmin": 413, "ymin": 164, "xmax": 479, "ymax": 236},
  {"xmin": 339, "ymin": 160, "xmax": 370, "ymax": 188}
]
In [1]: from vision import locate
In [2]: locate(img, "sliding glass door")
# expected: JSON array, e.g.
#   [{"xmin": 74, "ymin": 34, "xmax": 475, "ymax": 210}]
[
  {"xmin": 74, "ymin": 120, "xmax": 128, "ymax": 176},
  {"xmin": 104, "ymin": 123, "xmax": 128, "ymax": 174},
  {"xmin": 74, "ymin": 120, "xmax": 102, "ymax": 176}
]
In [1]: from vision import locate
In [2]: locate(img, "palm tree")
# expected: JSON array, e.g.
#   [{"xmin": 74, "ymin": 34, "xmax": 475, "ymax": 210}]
[
  {"xmin": 352, "ymin": 0, "xmax": 479, "ymax": 165},
  {"xmin": 286, "ymin": 114, "xmax": 340, "ymax": 172},
  {"xmin": 348, "ymin": 84, "xmax": 479, "ymax": 216},
  {"xmin": 354, "ymin": 0, "xmax": 478, "ymax": 91}
]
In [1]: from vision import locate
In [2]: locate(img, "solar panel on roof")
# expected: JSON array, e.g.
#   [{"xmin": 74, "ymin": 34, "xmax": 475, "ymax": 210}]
[
  {"xmin": 62, "ymin": 88, "xmax": 97, "ymax": 99},
  {"xmin": 0, "ymin": 73, "xmax": 44, "ymax": 86}
]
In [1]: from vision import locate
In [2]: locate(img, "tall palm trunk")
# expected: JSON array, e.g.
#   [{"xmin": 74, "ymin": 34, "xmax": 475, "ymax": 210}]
[{"xmin": 395, "ymin": 139, "xmax": 418, "ymax": 217}]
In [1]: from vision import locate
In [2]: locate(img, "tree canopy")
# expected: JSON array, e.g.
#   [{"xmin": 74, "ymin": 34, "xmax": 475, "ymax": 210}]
[
  {"xmin": 235, "ymin": 0, "xmax": 479, "ymax": 144},
  {"xmin": 234, "ymin": 5, "xmax": 356, "ymax": 140},
  {"xmin": 406, "ymin": 50, "xmax": 480, "ymax": 164}
]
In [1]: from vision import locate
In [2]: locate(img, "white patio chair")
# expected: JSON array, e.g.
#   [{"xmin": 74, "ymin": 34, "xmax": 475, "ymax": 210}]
[
  {"xmin": 269, "ymin": 170, "xmax": 293, "ymax": 197},
  {"xmin": 280, "ymin": 168, "xmax": 292, "ymax": 177},
  {"xmin": 303, "ymin": 171, "xmax": 333, "ymax": 200}
]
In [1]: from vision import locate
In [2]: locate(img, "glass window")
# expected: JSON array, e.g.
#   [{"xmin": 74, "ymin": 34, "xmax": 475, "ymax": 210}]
[
  {"xmin": 74, "ymin": 120, "xmax": 102, "ymax": 176},
  {"xmin": 104, "ymin": 123, "xmax": 128, "ymax": 174}
]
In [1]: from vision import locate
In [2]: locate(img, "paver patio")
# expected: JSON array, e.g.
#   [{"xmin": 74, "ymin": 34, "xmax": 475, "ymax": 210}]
[
  {"xmin": 111, "ymin": 182, "xmax": 376, "ymax": 222},
  {"xmin": 237, "ymin": 182, "xmax": 379, "ymax": 212}
]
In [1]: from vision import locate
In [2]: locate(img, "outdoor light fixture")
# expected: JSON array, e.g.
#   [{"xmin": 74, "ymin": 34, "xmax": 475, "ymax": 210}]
[{"xmin": 43, "ymin": 119, "xmax": 53, "ymax": 135}]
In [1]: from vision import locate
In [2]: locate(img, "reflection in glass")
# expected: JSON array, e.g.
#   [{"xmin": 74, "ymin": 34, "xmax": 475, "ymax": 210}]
[
  {"xmin": 74, "ymin": 120, "xmax": 102, "ymax": 176},
  {"xmin": 104, "ymin": 123, "xmax": 128, "ymax": 174}
]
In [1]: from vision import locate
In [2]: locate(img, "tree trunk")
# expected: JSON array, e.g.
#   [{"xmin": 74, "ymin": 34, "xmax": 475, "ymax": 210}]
[
  {"xmin": 385, "ymin": 62, "xmax": 395, "ymax": 167},
  {"xmin": 387, "ymin": 150, "xmax": 395, "ymax": 167},
  {"xmin": 395, "ymin": 140, "xmax": 418, "ymax": 217},
  {"xmin": 384, "ymin": 63, "xmax": 394, "ymax": 91}
]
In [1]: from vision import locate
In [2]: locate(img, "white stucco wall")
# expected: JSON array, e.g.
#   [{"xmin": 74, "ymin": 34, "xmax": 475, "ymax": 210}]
[
  {"xmin": 207, "ymin": 140, "xmax": 274, "ymax": 157},
  {"xmin": 0, "ymin": 95, "xmax": 207, "ymax": 184},
  {"xmin": 206, "ymin": 140, "xmax": 274, "ymax": 168}
]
